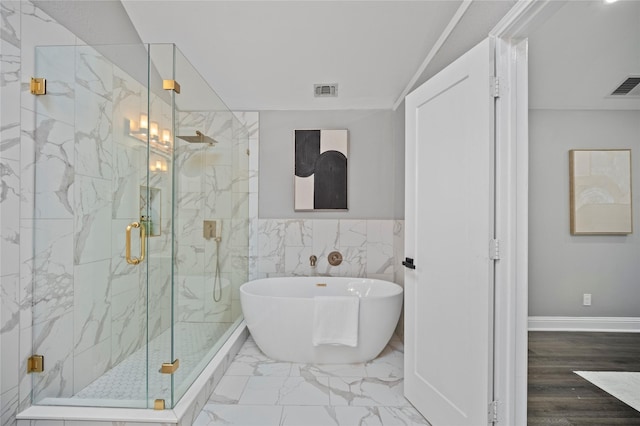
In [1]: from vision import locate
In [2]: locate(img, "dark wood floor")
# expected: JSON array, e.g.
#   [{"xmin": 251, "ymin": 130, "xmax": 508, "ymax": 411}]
[{"xmin": 528, "ymin": 331, "xmax": 640, "ymax": 425}]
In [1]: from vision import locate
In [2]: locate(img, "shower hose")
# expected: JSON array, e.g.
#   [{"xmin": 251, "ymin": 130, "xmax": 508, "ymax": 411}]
[{"xmin": 213, "ymin": 236, "xmax": 222, "ymax": 302}]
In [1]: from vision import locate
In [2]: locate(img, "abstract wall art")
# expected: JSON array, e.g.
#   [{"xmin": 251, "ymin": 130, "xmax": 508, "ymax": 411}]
[
  {"xmin": 294, "ymin": 129, "xmax": 348, "ymax": 211},
  {"xmin": 569, "ymin": 149, "xmax": 632, "ymax": 235}
]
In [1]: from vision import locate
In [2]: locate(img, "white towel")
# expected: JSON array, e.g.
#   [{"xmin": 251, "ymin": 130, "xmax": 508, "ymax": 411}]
[{"xmin": 312, "ymin": 296, "xmax": 359, "ymax": 347}]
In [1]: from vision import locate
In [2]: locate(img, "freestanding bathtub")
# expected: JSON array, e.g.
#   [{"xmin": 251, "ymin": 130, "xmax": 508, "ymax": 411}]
[{"xmin": 240, "ymin": 277, "xmax": 403, "ymax": 364}]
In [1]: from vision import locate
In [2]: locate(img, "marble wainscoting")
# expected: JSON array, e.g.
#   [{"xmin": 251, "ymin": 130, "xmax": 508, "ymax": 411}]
[
  {"xmin": 193, "ymin": 335, "xmax": 429, "ymax": 426},
  {"xmin": 256, "ymin": 219, "xmax": 404, "ymax": 282}
]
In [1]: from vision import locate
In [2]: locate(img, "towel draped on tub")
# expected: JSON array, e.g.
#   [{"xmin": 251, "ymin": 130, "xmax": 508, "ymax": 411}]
[{"xmin": 312, "ymin": 296, "xmax": 360, "ymax": 347}]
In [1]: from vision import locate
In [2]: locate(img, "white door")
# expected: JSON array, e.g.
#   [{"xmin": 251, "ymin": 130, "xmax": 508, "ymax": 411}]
[{"xmin": 404, "ymin": 38, "xmax": 496, "ymax": 426}]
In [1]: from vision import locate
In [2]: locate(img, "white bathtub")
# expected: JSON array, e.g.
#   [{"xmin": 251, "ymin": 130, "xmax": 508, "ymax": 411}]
[{"xmin": 240, "ymin": 277, "xmax": 403, "ymax": 364}]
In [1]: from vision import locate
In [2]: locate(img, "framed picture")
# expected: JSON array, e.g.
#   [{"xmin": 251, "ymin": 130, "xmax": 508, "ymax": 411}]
[
  {"xmin": 294, "ymin": 129, "xmax": 348, "ymax": 211},
  {"xmin": 569, "ymin": 149, "xmax": 632, "ymax": 235}
]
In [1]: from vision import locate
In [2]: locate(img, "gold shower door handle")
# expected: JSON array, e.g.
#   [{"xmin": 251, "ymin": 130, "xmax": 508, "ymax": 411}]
[{"xmin": 125, "ymin": 221, "xmax": 146, "ymax": 265}]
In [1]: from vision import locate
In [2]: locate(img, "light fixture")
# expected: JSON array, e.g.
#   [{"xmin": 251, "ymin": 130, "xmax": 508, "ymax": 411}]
[
  {"xmin": 604, "ymin": 0, "xmax": 619, "ymax": 3},
  {"xmin": 127, "ymin": 115, "xmax": 172, "ymax": 155}
]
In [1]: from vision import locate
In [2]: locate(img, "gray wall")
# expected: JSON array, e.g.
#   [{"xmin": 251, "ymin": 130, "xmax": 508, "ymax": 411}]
[
  {"xmin": 392, "ymin": 102, "xmax": 406, "ymax": 219},
  {"xmin": 529, "ymin": 109, "xmax": 640, "ymax": 317},
  {"xmin": 259, "ymin": 110, "xmax": 403, "ymax": 219}
]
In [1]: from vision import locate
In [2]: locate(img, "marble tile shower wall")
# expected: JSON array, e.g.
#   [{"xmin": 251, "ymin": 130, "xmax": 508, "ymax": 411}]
[{"xmin": 174, "ymin": 110, "xmax": 253, "ymax": 325}]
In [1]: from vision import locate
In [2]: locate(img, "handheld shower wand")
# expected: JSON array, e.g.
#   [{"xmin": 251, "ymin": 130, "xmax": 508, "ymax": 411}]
[{"xmin": 204, "ymin": 220, "xmax": 223, "ymax": 302}]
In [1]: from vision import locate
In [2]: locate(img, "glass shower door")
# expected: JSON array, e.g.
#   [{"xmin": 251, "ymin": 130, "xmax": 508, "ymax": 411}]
[{"xmin": 30, "ymin": 43, "xmax": 153, "ymax": 408}]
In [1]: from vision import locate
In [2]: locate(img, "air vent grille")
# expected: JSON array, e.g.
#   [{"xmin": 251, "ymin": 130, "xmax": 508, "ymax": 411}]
[
  {"xmin": 611, "ymin": 76, "xmax": 640, "ymax": 96},
  {"xmin": 314, "ymin": 84, "xmax": 338, "ymax": 97}
]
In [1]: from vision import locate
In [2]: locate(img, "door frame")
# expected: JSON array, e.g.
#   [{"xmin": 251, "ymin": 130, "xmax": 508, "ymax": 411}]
[{"xmin": 490, "ymin": 1, "xmax": 567, "ymax": 424}]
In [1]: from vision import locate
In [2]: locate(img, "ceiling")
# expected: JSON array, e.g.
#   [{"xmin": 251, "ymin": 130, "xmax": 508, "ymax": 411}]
[{"xmin": 121, "ymin": 0, "xmax": 515, "ymax": 111}]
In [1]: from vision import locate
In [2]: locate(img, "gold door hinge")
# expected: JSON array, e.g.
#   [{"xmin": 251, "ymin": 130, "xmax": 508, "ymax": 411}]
[
  {"xmin": 154, "ymin": 399, "xmax": 165, "ymax": 410},
  {"xmin": 27, "ymin": 355, "xmax": 44, "ymax": 373},
  {"xmin": 160, "ymin": 358, "xmax": 179, "ymax": 374},
  {"xmin": 163, "ymin": 79, "xmax": 180, "ymax": 94},
  {"xmin": 30, "ymin": 78, "xmax": 46, "ymax": 95}
]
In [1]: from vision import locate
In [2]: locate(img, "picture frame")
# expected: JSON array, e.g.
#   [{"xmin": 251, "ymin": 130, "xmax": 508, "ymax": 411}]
[
  {"xmin": 294, "ymin": 129, "xmax": 348, "ymax": 211},
  {"xmin": 569, "ymin": 149, "xmax": 632, "ymax": 235}
]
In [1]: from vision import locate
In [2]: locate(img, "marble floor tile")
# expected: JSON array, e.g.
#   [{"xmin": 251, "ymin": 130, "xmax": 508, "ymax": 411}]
[
  {"xmin": 225, "ymin": 353, "xmax": 292, "ymax": 376},
  {"xmin": 281, "ymin": 406, "xmax": 343, "ymax": 426},
  {"xmin": 291, "ymin": 362, "xmax": 368, "ymax": 378},
  {"xmin": 196, "ymin": 334, "xmax": 431, "ymax": 425},
  {"xmin": 193, "ymin": 404, "xmax": 283, "ymax": 426},
  {"xmin": 239, "ymin": 376, "xmax": 330, "ymax": 406},
  {"xmin": 364, "ymin": 345, "xmax": 404, "ymax": 378},
  {"xmin": 207, "ymin": 375, "xmax": 249, "ymax": 404},
  {"xmin": 380, "ymin": 406, "xmax": 431, "ymax": 425},
  {"xmin": 328, "ymin": 376, "xmax": 408, "ymax": 407}
]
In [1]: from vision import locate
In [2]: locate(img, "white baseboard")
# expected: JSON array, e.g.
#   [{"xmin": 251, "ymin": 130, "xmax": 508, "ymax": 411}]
[{"xmin": 528, "ymin": 316, "xmax": 640, "ymax": 332}]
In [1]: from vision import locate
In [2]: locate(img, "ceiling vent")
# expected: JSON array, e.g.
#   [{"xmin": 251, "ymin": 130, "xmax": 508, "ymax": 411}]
[
  {"xmin": 610, "ymin": 76, "xmax": 640, "ymax": 96},
  {"xmin": 314, "ymin": 84, "xmax": 338, "ymax": 97}
]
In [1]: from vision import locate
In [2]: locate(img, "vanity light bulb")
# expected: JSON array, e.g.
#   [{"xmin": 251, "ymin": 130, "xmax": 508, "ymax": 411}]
[
  {"xmin": 155, "ymin": 160, "xmax": 162, "ymax": 171},
  {"xmin": 162, "ymin": 129, "xmax": 171, "ymax": 143},
  {"xmin": 150, "ymin": 122, "xmax": 159, "ymax": 138},
  {"xmin": 139, "ymin": 114, "xmax": 148, "ymax": 130},
  {"xmin": 161, "ymin": 162, "xmax": 168, "ymax": 172}
]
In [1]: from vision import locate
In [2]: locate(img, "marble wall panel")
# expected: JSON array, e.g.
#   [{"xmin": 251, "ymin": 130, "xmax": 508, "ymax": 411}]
[
  {"xmin": 1, "ymin": 273, "xmax": 20, "ymax": 392},
  {"xmin": 0, "ymin": 1, "xmax": 21, "ymax": 49},
  {"xmin": 31, "ymin": 311, "xmax": 74, "ymax": 401},
  {"xmin": 147, "ymin": 260, "xmax": 171, "ymax": 341},
  {"xmin": 204, "ymin": 165, "xmax": 233, "ymax": 218},
  {"xmin": 1, "ymin": 159, "xmax": 21, "ymax": 276},
  {"xmin": 76, "ymin": 46, "xmax": 113, "ymax": 101},
  {"xmin": 74, "ymin": 176, "xmax": 112, "ymax": 265},
  {"xmin": 366, "ymin": 220, "xmax": 395, "ymax": 276},
  {"xmin": 176, "ymin": 275, "xmax": 205, "ymax": 323},
  {"xmin": 74, "ymin": 86, "xmax": 113, "ymax": 180},
  {"xmin": 0, "ymin": 386, "xmax": 19, "ymax": 426},
  {"xmin": 110, "ymin": 286, "xmax": 145, "ymax": 366},
  {"xmin": 257, "ymin": 220, "xmax": 285, "ymax": 277},
  {"xmin": 31, "ymin": 219, "xmax": 73, "ymax": 326},
  {"xmin": 73, "ymin": 259, "xmax": 111, "ymax": 353},
  {"xmin": 1, "ymin": 26, "xmax": 21, "ymax": 161},
  {"xmin": 23, "ymin": 110, "xmax": 75, "ymax": 220},
  {"xmin": 255, "ymin": 218, "xmax": 403, "ymax": 283},
  {"xmin": 203, "ymin": 274, "xmax": 232, "ymax": 323}
]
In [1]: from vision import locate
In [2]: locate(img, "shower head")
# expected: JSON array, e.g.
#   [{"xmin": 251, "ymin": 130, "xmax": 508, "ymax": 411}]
[{"xmin": 177, "ymin": 130, "xmax": 217, "ymax": 145}]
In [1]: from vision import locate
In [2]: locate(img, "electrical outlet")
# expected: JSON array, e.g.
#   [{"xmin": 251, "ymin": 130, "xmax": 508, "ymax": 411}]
[{"xmin": 583, "ymin": 293, "xmax": 592, "ymax": 306}]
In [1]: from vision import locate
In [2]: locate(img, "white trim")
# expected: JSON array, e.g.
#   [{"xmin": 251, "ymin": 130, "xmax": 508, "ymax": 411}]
[
  {"xmin": 490, "ymin": 1, "xmax": 568, "ymax": 425},
  {"xmin": 529, "ymin": 317, "xmax": 640, "ymax": 332}
]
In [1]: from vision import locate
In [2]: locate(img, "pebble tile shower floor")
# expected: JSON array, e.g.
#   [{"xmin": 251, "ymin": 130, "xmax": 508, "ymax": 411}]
[{"xmin": 193, "ymin": 335, "xmax": 430, "ymax": 426}]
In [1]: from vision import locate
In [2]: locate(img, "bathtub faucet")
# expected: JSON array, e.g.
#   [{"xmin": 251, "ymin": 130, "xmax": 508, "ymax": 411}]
[{"xmin": 309, "ymin": 255, "xmax": 317, "ymax": 267}]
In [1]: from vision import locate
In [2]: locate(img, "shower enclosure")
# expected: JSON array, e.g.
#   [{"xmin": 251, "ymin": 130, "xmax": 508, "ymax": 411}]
[{"xmin": 29, "ymin": 43, "xmax": 249, "ymax": 409}]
